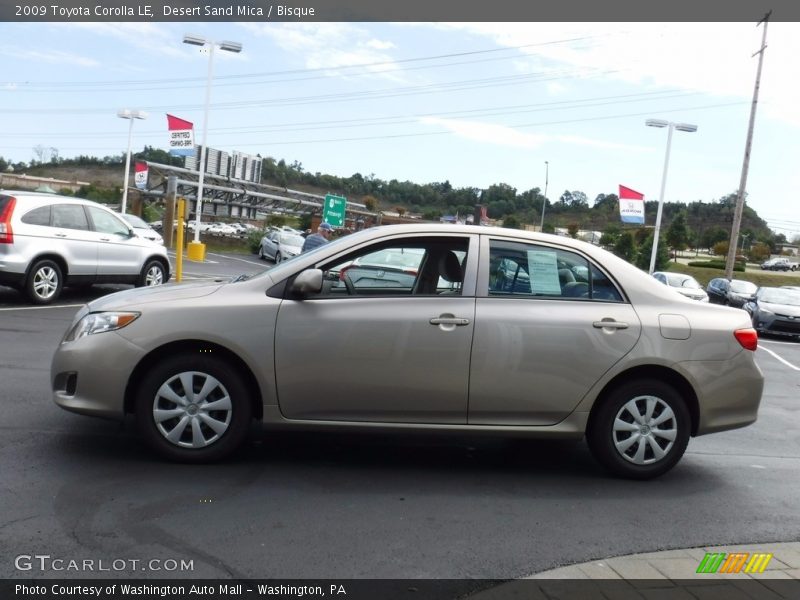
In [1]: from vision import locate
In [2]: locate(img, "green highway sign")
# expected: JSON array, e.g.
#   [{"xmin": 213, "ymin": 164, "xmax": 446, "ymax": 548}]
[{"xmin": 323, "ymin": 193, "xmax": 347, "ymax": 227}]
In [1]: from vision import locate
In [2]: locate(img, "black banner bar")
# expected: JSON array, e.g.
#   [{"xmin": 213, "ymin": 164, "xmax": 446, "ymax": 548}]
[
  {"xmin": 2, "ymin": 0, "xmax": 799, "ymax": 23},
  {"xmin": 4, "ymin": 579, "xmax": 800, "ymax": 600}
]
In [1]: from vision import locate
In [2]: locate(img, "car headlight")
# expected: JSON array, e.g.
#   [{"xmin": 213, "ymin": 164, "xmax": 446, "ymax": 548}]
[{"xmin": 64, "ymin": 312, "xmax": 140, "ymax": 342}]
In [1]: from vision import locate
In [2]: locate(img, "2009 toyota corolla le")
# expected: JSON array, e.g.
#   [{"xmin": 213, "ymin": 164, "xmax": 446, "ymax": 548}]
[{"xmin": 52, "ymin": 225, "xmax": 764, "ymax": 479}]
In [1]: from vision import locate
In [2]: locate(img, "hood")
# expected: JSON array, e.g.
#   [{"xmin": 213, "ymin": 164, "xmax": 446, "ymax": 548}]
[
  {"xmin": 677, "ymin": 287, "xmax": 707, "ymax": 299},
  {"xmin": 87, "ymin": 281, "xmax": 224, "ymax": 311},
  {"xmin": 281, "ymin": 243, "xmax": 303, "ymax": 256},
  {"xmin": 761, "ymin": 302, "xmax": 800, "ymax": 317}
]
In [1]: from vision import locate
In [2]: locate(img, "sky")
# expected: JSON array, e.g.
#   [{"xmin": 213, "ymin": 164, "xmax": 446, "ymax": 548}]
[{"xmin": 1, "ymin": 19, "xmax": 799, "ymax": 240}]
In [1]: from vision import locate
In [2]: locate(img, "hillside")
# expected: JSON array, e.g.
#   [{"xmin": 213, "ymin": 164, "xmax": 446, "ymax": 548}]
[{"xmin": 19, "ymin": 161, "xmax": 781, "ymax": 251}]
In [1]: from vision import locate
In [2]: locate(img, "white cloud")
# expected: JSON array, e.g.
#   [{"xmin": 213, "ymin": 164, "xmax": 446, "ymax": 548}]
[
  {"xmin": 420, "ymin": 116, "xmax": 545, "ymax": 149},
  {"xmin": 239, "ymin": 23, "xmax": 403, "ymax": 80},
  {"xmin": 0, "ymin": 47, "xmax": 99, "ymax": 68},
  {"xmin": 417, "ymin": 22, "xmax": 800, "ymax": 127}
]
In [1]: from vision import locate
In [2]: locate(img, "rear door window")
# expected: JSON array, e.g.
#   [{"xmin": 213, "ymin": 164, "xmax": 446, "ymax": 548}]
[
  {"xmin": 51, "ymin": 204, "xmax": 89, "ymax": 231},
  {"xmin": 21, "ymin": 205, "xmax": 52, "ymax": 226}
]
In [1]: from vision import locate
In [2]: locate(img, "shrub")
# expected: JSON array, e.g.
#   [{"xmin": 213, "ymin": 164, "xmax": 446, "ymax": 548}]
[
  {"xmin": 687, "ymin": 260, "xmax": 745, "ymax": 272},
  {"xmin": 247, "ymin": 229, "xmax": 267, "ymax": 254}
]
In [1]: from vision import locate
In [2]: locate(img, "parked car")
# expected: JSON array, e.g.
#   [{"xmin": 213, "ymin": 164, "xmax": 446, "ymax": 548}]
[
  {"xmin": 258, "ymin": 230, "xmax": 305, "ymax": 263},
  {"xmin": 116, "ymin": 212, "xmax": 164, "ymax": 245},
  {"xmin": 706, "ymin": 278, "xmax": 758, "ymax": 307},
  {"xmin": 52, "ymin": 224, "xmax": 763, "ymax": 479},
  {"xmin": 760, "ymin": 257, "xmax": 797, "ymax": 271},
  {"xmin": 0, "ymin": 191, "xmax": 170, "ymax": 304},
  {"xmin": 651, "ymin": 272, "xmax": 709, "ymax": 302},
  {"xmin": 744, "ymin": 286, "xmax": 800, "ymax": 340},
  {"xmin": 205, "ymin": 223, "xmax": 239, "ymax": 236}
]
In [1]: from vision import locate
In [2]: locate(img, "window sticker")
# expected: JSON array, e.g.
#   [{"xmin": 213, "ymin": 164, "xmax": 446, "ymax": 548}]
[{"xmin": 527, "ymin": 250, "xmax": 561, "ymax": 295}]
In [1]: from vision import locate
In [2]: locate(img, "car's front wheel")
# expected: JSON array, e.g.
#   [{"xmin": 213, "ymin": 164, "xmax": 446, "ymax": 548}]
[
  {"xmin": 137, "ymin": 259, "xmax": 167, "ymax": 287},
  {"xmin": 275, "ymin": 252, "xmax": 282, "ymax": 264},
  {"xmin": 134, "ymin": 354, "xmax": 253, "ymax": 462},
  {"xmin": 26, "ymin": 259, "xmax": 63, "ymax": 305},
  {"xmin": 587, "ymin": 379, "xmax": 690, "ymax": 479}
]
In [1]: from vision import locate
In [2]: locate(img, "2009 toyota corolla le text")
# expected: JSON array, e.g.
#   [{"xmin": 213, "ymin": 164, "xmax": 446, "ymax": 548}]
[{"xmin": 52, "ymin": 225, "xmax": 764, "ymax": 479}]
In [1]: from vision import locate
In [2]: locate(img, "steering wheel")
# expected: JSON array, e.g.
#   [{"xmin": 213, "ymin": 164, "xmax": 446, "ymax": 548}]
[{"xmin": 342, "ymin": 272, "xmax": 356, "ymax": 295}]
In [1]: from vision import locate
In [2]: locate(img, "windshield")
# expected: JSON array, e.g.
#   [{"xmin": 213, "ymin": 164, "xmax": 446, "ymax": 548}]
[
  {"xmin": 666, "ymin": 274, "xmax": 702, "ymax": 289},
  {"xmin": 280, "ymin": 234, "xmax": 305, "ymax": 247},
  {"xmin": 120, "ymin": 213, "xmax": 148, "ymax": 228},
  {"xmin": 759, "ymin": 288, "xmax": 800, "ymax": 306},
  {"xmin": 730, "ymin": 280, "xmax": 757, "ymax": 294}
]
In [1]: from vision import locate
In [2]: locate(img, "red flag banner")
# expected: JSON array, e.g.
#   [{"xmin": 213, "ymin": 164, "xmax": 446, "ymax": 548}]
[
  {"xmin": 166, "ymin": 114, "xmax": 195, "ymax": 156},
  {"xmin": 134, "ymin": 161, "xmax": 148, "ymax": 190},
  {"xmin": 619, "ymin": 185, "xmax": 645, "ymax": 224}
]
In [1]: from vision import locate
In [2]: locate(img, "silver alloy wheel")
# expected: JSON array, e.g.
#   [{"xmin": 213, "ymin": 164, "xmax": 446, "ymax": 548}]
[
  {"xmin": 152, "ymin": 371, "xmax": 233, "ymax": 448},
  {"xmin": 612, "ymin": 395, "xmax": 677, "ymax": 465},
  {"xmin": 33, "ymin": 266, "xmax": 59, "ymax": 300},
  {"xmin": 144, "ymin": 264, "xmax": 164, "ymax": 286}
]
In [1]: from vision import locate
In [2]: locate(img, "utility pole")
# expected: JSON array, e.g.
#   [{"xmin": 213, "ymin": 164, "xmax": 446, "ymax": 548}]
[
  {"xmin": 725, "ymin": 12, "xmax": 770, "ymax": 280},
  {"xmin": 540, "ymin": 161, "xmax": 549, "ymax": 232}
]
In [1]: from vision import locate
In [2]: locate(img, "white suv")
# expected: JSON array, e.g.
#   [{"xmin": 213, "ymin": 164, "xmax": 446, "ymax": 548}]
[{"xmin": 0, "ymin": 191, "xmax": 171, "ymax": 304}]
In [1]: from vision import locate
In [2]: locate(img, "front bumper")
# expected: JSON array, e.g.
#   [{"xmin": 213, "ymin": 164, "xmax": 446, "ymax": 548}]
[{"xmin": 52, "ymin": 330, "xmax": 146, "ymax": 420}]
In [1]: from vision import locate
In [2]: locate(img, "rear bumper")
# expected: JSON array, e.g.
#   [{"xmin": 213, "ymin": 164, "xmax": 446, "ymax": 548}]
[{"xmin": 681, "ymin": 352, "xmax": 764, "ymax": 436}]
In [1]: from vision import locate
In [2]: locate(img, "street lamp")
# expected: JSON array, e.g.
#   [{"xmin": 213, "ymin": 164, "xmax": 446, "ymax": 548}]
[
  {"xmin": 540, "ymin": 160, "xmax": 549, "ymax": 231},
  {"xmin": 645, "ymin": 119, "xmax": 697, "ymax": 274},
  {"xmin": 117, "ymin": 109, "xmax": 147, "ymax": 214},
  {"xmin": 182, "ymin": 34, "xmax": 242, "ymax": 257}
]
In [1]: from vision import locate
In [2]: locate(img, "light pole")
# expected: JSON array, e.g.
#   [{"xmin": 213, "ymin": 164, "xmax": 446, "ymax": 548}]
[
  {"xmin": 182, "ymin": 34, "xmax": 242, "ymax": 258},
  {"xmin": 540, "ymin": 160, "xmax": 549, "ymax": 232},
  {"xmin": 645, "ymin": 119, "xmax": 697, "ymax": 274},
  {"xmin": 117, "ymin": 109, "xmax": 147, "ymax": 214},
  {"xmin": 740, "ymin": 232, "xmax": 750, "ymax": 254}
]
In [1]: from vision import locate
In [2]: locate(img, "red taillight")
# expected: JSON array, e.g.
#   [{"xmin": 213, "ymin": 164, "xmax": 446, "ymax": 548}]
[
  {"xmin": 734, "ymin": 328, "xmax": 758, "ymax": 351},
  {"xmin": 0, "ymin": 196, "xmax": 16, "ymax": 244}
]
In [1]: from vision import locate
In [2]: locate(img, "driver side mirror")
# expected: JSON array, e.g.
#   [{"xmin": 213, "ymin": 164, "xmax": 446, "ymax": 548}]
[{"xmin": 290, "ymin": 269, "xmax": 323, "ymax": 297}]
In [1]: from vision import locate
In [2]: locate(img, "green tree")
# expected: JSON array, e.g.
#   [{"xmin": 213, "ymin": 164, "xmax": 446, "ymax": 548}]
[
  {"xmin": 613, "ymin": 232, "xmax": 636, "ymax": 262},
  {"xmin": 665, "ymin": 212, "xmax": 690, "ymax": 260},
  {"xmin": 567, "ymin": 222, "xmax": 580, "ymax": 238},
  {"xmin": 636, "ymin": 234, "xmax": 669, "ymax": 271},
  {"xmin": 503, "ymin": 215, "xmax": 521, "ymax": 229}
]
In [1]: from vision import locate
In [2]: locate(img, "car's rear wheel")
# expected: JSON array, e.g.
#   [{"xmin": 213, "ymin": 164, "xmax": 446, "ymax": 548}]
[
  {"xmin": 137, "ymin": 259, "xmax": 166, "ymax": 287},
  {"xmin": 587, "ymin": 379, "xmax": 690, "ymax": 480},
  {"xmin": 135, "ymin": 354, "xmax": 253, "ymax": 462},
  {"xmin": 258, "ymin": 245, "xmax": 266, "ymax": 260},
  {"xmin": 26, "ymin": 259, "xmax": 63, "ymax": 305}
]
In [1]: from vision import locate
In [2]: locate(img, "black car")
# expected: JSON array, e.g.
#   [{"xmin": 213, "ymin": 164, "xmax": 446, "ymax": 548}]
[
  {"xmin": 706, "ymin": 278, "xmax": 758, "ymax": 308},
  {"xmin": 744, "ymin": 287, "xmax": 800, "ymax": 340}
]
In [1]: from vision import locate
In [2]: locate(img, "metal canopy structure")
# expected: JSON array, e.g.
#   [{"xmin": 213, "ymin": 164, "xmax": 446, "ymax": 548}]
[{"xmin": 139, "ymin": 160, "xmax": 373, "ymax": 221}]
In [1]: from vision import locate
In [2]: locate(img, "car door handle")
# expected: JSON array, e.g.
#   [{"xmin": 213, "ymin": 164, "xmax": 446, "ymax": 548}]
[
  {"xmin": 100, "ymin": 237, "xmax": 111, "ymax": 241},
  {"xmin": 54, "ymin": 233, "xmax": 67, "ymax": 238},
  {"xmin": 593, "ymin": 319, "xmax": 629, "ymax": 330},
  {"xmin": 430, "ymin": 317, "xmax": 470, "ymax": 326}
]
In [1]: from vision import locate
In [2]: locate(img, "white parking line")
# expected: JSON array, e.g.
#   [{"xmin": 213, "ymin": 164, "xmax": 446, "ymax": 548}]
[
  {"xmin": 207, "ymin": 252, "xmax": 265, "ymax": 266},
  {"xmin": 0, "ymin": 304, "xmax": 84, "ymax": 311},
  {"xmin": 758, "ymin": 345, "xmax": 800, "ymax": 371}
]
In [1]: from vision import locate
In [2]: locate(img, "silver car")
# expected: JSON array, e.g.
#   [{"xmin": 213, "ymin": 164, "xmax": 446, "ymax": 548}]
[
  {"xmin": 258, "ymin": 230, "xmax": 305, "ymax": 263},
  {"xmin": 652, "ymin": 272, "xmax": 709, "ymax": 302},
  {"xmin": 52, "ymin": 225, "xmax": 763, "ymax": 479},
  {"xmin": 0, "ymin": 191, "xmax": 170, "ymax": 304}
]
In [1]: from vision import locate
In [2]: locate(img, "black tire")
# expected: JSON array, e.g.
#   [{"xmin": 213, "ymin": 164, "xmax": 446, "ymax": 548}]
[
  {"xmin": 137, "ymin": 259, "xmax": 167, "ymax": 287},
  {"xmin": 134, "ymin": 354, "xmax": 253, "ymax": 462},
  {"xmin": 275, "ymin": 252, "xmax": 282, "ymax": 264},
  {"xmin": 586, "ymin": 379, "xmax": 690, "ymax": 480},
  {"xmin": 25, "ymin": 259, "xmax": 63, "ymax": 305},
  {"xmin": 258, "ymin": 245, "xmax": 266, "ymax": 260}
]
